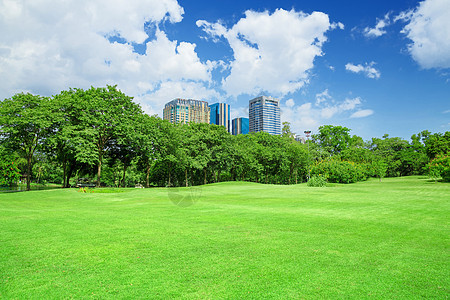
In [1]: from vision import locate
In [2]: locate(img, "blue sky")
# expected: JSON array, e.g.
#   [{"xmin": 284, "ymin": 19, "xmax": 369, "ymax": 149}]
[{"xmin": 0, "ymin": 0, "xmax": 449, "ymax": 140}]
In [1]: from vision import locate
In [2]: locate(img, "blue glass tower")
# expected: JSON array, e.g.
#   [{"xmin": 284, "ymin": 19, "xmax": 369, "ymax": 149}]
[
  {"xmin": 249, "ymin": 96, "xmax": 281, "ymax": 135},
  {"xmin": 209, "ymin": 103, "xmax": 230, "ymax": 133},
  {"xmin": 232, "ymin": 117, "xmax": 249, "ymax": 135}
]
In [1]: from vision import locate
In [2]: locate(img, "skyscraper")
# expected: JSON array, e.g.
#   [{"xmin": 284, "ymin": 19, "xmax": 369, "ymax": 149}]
[
  {"xmin": 249, "ymin": 96, "xmax": 281, "ymax": 135},
  {"xmin": 232, "ymin": 117, "xmax": 249, "ymax": 135},
  {"xmin": 209, "ymin": 103, "xmax": 230, "ymax": 132},
  {"xmin": 163, "ymin": 98, "xmax": 210, "ymax": 124}
]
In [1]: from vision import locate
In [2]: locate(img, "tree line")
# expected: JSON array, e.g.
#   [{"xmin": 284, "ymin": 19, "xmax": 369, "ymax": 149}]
[{"xmin": 0, "ymin": 85, "xmax": 449, "ymax": 190}]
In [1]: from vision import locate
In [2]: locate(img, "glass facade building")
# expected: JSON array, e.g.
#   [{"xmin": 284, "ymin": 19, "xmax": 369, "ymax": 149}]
[
  {"xmin": 232, "ymin": 117, "xmax": 249, "ymax": 135},
  {"xmin": 249, "ymin": 96, "xmax": 281, "ymax": 135},
  {"xmin": 163, "ymin": 98, "xmax": 210, "ymax": 124},
  {"xmin": 210, "ymin": 103, "xmax": 230, "ymax": 132}
]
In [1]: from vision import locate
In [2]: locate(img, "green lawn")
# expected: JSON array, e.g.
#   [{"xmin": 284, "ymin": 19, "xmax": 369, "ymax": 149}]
[{"xmin": 0, "ymin": 177, "xmax": 448, "ymax": 298}]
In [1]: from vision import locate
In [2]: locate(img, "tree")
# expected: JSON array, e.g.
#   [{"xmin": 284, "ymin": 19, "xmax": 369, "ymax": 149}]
[
  {"xmin": 313, "ymin": 125, "xmax": 351, "ymax": 155},
  {"xmin": 424, "ymin": 132, "xmax": 450, "ymax": 159},
  {"xmin": 284, "ymin": 139, "xmax": 308, "ymax": 184},
  {"xmin": 371, "ymin": 159, "xmax": 387, "ymax": 182},
  {"xmin": 0, "ymin": 145, "xmax": 20, "ymax": 186},
  {"xmin": 49, "ymin": 89, "xmax": 85, "ymax": 187},
  {"xmin": 281, "ymin": 122, "xmax": 295, "ymax": 139},
  {"xmin": 70, "ymin": 86, "xmax": 142, "ymax": 187},
  {"xmin": 0, "ymin": 93, "xmax": 55, "ymax": 190}
]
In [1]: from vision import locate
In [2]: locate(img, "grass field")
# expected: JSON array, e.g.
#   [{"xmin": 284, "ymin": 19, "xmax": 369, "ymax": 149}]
[{"xmin": 0, "ymin": 177, "xmax": 448, "ymax": 298}]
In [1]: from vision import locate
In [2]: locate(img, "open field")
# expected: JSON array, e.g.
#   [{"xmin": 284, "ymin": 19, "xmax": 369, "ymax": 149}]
[{"xmin": 0, "ymin": 177, "xmax": 448, "ymax": 298}]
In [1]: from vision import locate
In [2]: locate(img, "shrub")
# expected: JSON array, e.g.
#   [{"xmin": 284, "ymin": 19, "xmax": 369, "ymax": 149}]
[
  {"xmin": 427, "ymin": 154, "xmax": 450, "ymax": 182},
  {"xmin": 307, "ymin": 175, "xmax": 327, "ymax": 187},
  {"xmin": 0, "ymin": 160, "xmax": 20, "ymax": 186},
  {"xmin": 310, "ymin": 158, "xmax": 370, "ymax": 184}
]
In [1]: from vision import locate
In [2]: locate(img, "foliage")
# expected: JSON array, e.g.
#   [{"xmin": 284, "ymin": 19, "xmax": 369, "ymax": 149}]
[
  {"xmin": 424, "ymin": 132, "xmax": 450, "ymax": 159},
  {"xmin": 370, "ymin": 159, "xmax": 388, "ymax": 182},
  {"xmin": 0, "ymin": 93, "xmax": 55, "ymax": 190},
  {"xmin": 311, "ymin": 158, "xmax": 369, "ymax": 183},
  {"xmin": 313, "ymin": 125, "xmax": 351, "ymax": 155},
  {"xmin": 0, "ymin": 160, "xmax": 20, "ymax": 186},
  {"xmin": 1, "ymin": 87, "xmax": 449, "ymax": 188},
  {"xmin": 427, "ymin": 154, "xmax": 450, "ymax": 182},
  {"xmin": 307, "ymin": 175, "xmax": 327, "ymax": 187}
]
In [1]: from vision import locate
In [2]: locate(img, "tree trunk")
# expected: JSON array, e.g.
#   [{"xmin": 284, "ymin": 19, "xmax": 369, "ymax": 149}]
[
  {"xmin": 121, "ymin": 164, "xmax": 128, "ymax": 188},
  {"xmin": 62, "ymin": 159, "xmax": 66, "ymax": 188},
  {"xmin": 96, "ymin": 155, "xmax": 102, "ymax": 187},
  {"xmin": 66, "ymin": 163, "xmax": 74, "ymax": 188},
  {"xmin": 146, "ymin": 163, "xmax": 150, "ymax": 188},
  {"xmin": 204, "ymin": 169, "xmax": 207, "ymax": 185},
  {"xmin": 295, "ymin": 170, "xmax": 298, "ymax": 184},
  {"xmin": 185, "ymin": 169, "xmax": 188, "ymax": 187},
  {"xmin": 168, "ymin": 167, "xmax": 171, "ymax": 187},
  {"xmin": 217, "ymin": 170, "xmax": 221, "ymax": 183},
  {"xmin": 26, "ymin": 154, "xmax": 32, "ymax": 191}
]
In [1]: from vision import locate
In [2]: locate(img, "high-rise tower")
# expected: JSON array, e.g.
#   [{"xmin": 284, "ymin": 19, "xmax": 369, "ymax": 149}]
[
  {"xmin": 248, "ymin": 96, "xmax": 281, "ymax": 135},
  {"xmin": 209, "ymin": 103, "xmax": 230, "ymax": 132},
  {"xmin": 163, "ymin": 99, "xmax": 210, "ymax": 124}
]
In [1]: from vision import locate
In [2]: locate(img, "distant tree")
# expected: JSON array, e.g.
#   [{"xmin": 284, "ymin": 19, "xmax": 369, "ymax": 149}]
[
  {"xmin": 0, "ymin": 93, "xmax": 55, "ymax": 190},
  {"xmin": 313, "ymin": 125, "xmax": 351, "ymax": 155},
  {"xmin": 281, "ymin": 122, "xmax": 295, "ymax": 139},
  {"xmin": 424, "ymin": 132, "xmax": 450, "ymax": 159},
  {"xmin": 70, "ymin": 86, "xmax": 142, "ymax": 187},
  {"xmin": 135, "ymin": 114, "xmax": 162, "ymax": 188},
  {"xmin": 371, "ymin": 159, "xmax": 388, "ymax": 182},
  {"xmin": 285, "ymin": 139, "xmax": 308, "ymax": 184},
  {"xmin": 0, "ymin": 146, "xmax": 20, "ymax": 186}
]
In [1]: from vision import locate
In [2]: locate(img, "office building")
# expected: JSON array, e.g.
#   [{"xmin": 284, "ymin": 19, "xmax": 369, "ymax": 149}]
[
  {"xmin": 210, "ymin": 103, "xmax": 230, "ymax": 132},
  {"xmin": 232, "ymin": 117, "xmax": 249, "ymax": 135},
  {"xmin": 248, "ymin": 96, "xmax": 281, "ymax": 135},
  {"xmin": 163, "ymin": 98, "xmax": 210, "ymax": 124}
]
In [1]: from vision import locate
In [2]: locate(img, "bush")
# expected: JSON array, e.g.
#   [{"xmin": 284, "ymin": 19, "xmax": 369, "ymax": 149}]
[
  {"xmin": 307, "ymin": 175, "xmax": 327, "ymax": 187},
  {"xmin": 0, "ymin": 160, "xmax": 20, "ymax": 186},
  {"xmin": 310, "ymin": 158, "xmax": 370, "ymax": 184},
  {"xmin": 427, "ymin": 154, "xmax": 450, "ymax": 182}
]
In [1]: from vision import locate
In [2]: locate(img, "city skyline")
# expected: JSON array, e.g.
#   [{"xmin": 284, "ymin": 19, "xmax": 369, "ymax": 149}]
[{"xmin": 0, "ymin": 0, "xmax": 448, "ymax": 140}]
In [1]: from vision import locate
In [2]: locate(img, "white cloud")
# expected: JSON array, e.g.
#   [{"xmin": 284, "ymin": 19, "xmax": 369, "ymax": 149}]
[
  {"xmin": 320, "ymin": 97, "xmax": 361, "ymax": 119},
  {"xmin": 197, "ymin": 9, "xmax": 337, "ymax": 97},
  {"xmin": 0, "ymin": 0, "xmax": 217, "ymax": 117},
  {"xmin": 281, "ymin": 94, "xmax": 371, "ymax": 135},
  {"xmin": 137, "ymin": 80, "xmax": 220, "ymax": 116},
  {"xmin": 364, "ymin": 13, "xmax": 391, "ymax": 38},
  {"xmin": 285, "ymin": 98, "xmax": 295, "ymax": 108},
  {"xmin": 345, "ymin": 62, "xmax": 381, "ymax": 79},
  {"xmin": 230, "ymin": 106, "xmax": 249, "ymax": 120},
  {"xmin": 399, "ymin": 0, "xmax": 450, "ymax": 69},
  {"xmin": 350, "ymin": 109, "xmax": 374, "ymax": 118},
  {"xmin": 315, "ymin": 89, "xmax": 332, "ymax": 105}
]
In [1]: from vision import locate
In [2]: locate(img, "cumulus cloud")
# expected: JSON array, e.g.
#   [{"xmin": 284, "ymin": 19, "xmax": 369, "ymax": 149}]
[
  {"xmin": 230, "ymin": 106, "xmax": 249, "ymax": 120},
  {"xmin": 345, "ymin": 62, "xmax": 381, "ymax": 79},
  {"xmin": 398, "ymin": 0, "xmax": 450, "ymax": 69},
  {"xmin": 285, "ymin": 98, "xmax": 295, "ymax": 108},
  {"xmin": 315, "ymin": 89, "xmax": 332, "ymax": 105},
  {"xmin": 281, "ymin": 91, "xmax": 372, "ymax": 135},
  {"xmin": 197, "ymin": 9, "xmax": 340, "ymax": 97},
  {"xmin": 0, "ymin": 0, "xmax": 216, "ymax": 115},
  {"xmin": 350, "ymin": 109, "xmax": 374, "ymax": 118},
  {"xmin": 364, "ymin": 13, "xmax": 391, "ymax": 38},
  {"xmin": 138, "ymin": 81, "xmax": 220, "ymax": 116}
]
